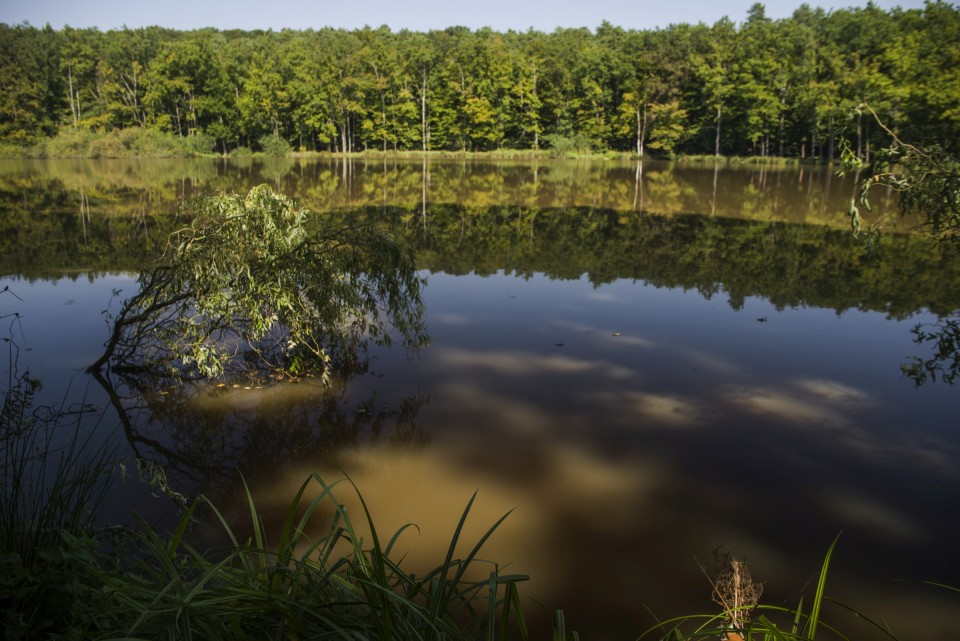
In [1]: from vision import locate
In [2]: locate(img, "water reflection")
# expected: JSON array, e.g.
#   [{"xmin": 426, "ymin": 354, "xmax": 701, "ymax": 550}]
[
  {"xmin": 89, "ymin": 346, "xmax": 430, "ymax": 509},
  {"xmin": 2, "ymin": 159, "xmax": 959, "ymax": 639},
  {"xmin": 0, "ymin": 156, "xmax": 904, "ymax": 229}
]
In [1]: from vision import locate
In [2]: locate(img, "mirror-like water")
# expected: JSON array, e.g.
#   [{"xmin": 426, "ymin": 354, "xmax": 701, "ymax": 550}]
[{"xmin": 2, "ymin": 158, "xmax": 958, "ymax": 639}]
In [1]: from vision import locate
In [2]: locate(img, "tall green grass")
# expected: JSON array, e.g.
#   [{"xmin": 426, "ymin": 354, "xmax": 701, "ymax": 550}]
[
  {"xmin": 90, "ymin": 473, "xmax": 531, "ymax": 641},
  {"xmin": 1, "ymin": 375, "xmax": 117, "ymax": 639}
]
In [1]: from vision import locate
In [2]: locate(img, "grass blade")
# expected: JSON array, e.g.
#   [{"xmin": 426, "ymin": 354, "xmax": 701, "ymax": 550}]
[{"xmin": 807, "ymin": 533, "xmax": 841, "ymax": 639}]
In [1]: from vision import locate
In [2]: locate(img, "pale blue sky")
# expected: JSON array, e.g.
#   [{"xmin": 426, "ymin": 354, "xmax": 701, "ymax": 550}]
[{"xmin": 0, "ymin": 0, "xmax": 927, "ymax": 32}]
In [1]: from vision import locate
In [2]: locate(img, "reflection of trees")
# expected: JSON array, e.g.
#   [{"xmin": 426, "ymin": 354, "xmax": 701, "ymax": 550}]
[
  {"xmin": 91, "ymin": 368, "xmax": 429, "ymax": 505},
  {"xmin": 2, "ymin": 157, "xmax": 898, "ymax": 233},
  {"xmin": 384, "ymin": 205, "xmax": 959, "ymax": 318},
  {"xmin": 902, "ymin": 318, "xmax": 960, "ymax": 386}
]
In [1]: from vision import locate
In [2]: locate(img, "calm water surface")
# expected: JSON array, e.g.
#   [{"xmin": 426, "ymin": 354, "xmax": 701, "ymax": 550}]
[{"xmin": 2, "ymin": 158, "xmax": 958, "ymax": 639}]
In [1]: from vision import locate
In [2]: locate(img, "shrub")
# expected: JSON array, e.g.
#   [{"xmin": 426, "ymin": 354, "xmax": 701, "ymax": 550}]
[
  {"xmin": 181, "ymin": 131, "xmax": 216, "ymax": 155},
  {"xmin": 40, "ymin": 127, "xmax": 97, "ymax": 157},
  {"xmin": 258, "ymin": 133, "xmax": 293, "ymax": 156},
  {"xmin": 542, "ymin": 133, "xmax": 596, "ymax": 157}
]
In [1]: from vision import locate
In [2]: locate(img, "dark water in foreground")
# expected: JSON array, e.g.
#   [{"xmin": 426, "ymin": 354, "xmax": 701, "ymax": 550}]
[{"xmin": 2, "ymin": 158, "xmax": 959, "ymax": 639}]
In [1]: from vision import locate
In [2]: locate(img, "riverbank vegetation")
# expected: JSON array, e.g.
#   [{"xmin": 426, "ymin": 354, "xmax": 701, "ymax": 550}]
[
  {"xmin": 0, "ymin": 388, "xmax": 529, "ymax": 640},
  {"xmin": 1, "ymin": 2, "xmax": 957, "ymax": 159}
]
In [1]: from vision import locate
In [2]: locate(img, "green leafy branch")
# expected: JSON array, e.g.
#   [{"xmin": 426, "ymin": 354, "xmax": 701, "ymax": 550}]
[
  {"xmin": 88, "ymin": 184, "xmax": 428, "ymax": 383},
  {"xmin": 840, "ymin": 103, "xmax": 960, "ymax": 244}
]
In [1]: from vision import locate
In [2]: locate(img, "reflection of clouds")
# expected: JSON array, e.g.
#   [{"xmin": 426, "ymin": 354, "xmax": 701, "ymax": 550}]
[
  {"xmin": 259, "ymin": 448, "xmax": 557, "ymax": 586},
  {"xmin": 550, "ymin": 319, "xmax": 658, "ymax": 348},
  {"xmin": 439, "ymin": 381, "xmax": 552, "ymax": 435},
  {"xmin": 432, "ymin": 312, "xmax": 472, "ymax": 326},
  {"xmin": 722, "ymin": 378, "xmax": 874, "ymax": 428},
  {"xmin": 717, "ymin": 379, "xmax": 959, "ymax": 477},
  {"xmin": 792, "ymin": 378, "xmax": 872, "ymax": 405},
  {"xmin": 821, "ymin": 489, "xmax": 922, "ymax": 540},
  {"xmin": 674, "ymin": 346, "xmax": 743, "ymax": 376},
  {"xmin": 723, "ymin": 385, "xmax": 853, "ymax": 427},
  {"xmin": 609, "ymin": 334, "xmax": 657, "ymax": 348},
  {"xmin": 434, "ymin": 348, "xmax": 636, "ymax": 380},
  {"xmin": 584, "ymin": 291, "xmax": 621, "ymax": 303},
  {"xmin": 189, "ymin": 379, "xmax": 326, "ymax": 412},
  {"xmin": 595, "ymin": 391, "xmax": 704, "ymax": 429},
  {"xmin": 257, "ymin": 439, "xmax": 666, "ymax": 603}
]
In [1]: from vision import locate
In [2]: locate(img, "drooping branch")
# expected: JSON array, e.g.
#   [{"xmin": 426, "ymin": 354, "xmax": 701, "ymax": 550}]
[
  {"xmin": 841, "ymin": 103, "xmax": 960, "ymax": 243},
  {"xmin": 88, "ymin": 185, "xmax": 427, "ymax": 382}
]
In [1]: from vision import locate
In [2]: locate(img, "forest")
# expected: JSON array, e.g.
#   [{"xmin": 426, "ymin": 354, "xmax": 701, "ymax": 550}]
[{"xmin": 0, "ymin": 2, "xmax": 958, "ymax": 158}]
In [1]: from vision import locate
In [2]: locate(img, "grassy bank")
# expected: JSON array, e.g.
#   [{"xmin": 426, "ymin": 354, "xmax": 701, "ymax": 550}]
[{"xmin": 1, "ymin": 128, "xmax": 830, "ymax": 165}]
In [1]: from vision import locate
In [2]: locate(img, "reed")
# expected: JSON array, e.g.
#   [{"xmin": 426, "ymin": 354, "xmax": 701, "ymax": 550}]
[
  {"xmin": 0, "ymin": 376, "xmax": 117, "ymax": 639},
  {"xmin": 92, "ymin": 473, "xmax": 531, "ymax": 641}
]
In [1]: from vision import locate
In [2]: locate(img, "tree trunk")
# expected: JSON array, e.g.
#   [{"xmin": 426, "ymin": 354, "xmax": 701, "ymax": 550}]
[
  {"xmin": 67, "ymin": 65, "xmax": 78, "ymax": 126},
  {"xmin": 635, "ymin": 106, "xmax": 642, "ymax": 156},
  {"xmin": 864, "ymin": 121, "xmax": 870, "ymax": 163},
  {"xmin": 778, "ymin": 113, "xmax": 785, "ymax": 157},
  {"xmin": 856, "ymin": 114, "xmax": 862, "ymax": 159},
  {"xmin": 420, "ymin": 70, "xmax": 429, "ymax": 153},
  {"xmin": 827, "ymin": 114, "xmax": 835, "ymax": 163},
  {"xmin": 639, "ymin": 103, "xmax": 648, "ymax": 158},
  {"xmin": 714, "ymin": 105, "xmax": 722, "ymax": 158}
]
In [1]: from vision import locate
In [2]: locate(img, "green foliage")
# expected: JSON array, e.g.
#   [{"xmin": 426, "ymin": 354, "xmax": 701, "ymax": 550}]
[
  {"xmin": 182, "ymin": 131, "xmax": 217, "ymax": 155},
  {"xmin": 1, "ymin": 291, "xmax": 116, "ymax": 639},
  {"xmin": 39, "ymin": 127, "xmax": 99, "ymax": 157},
  {"xmin": 101, "ymin": 473, "xmax": 527, "ymax": 641},
  {"xmin": 841, "ymin": 105, "xmax": 960, "ymax": 388},
  {"xmin": 36, "ymin": 126, "xmax": 213, "ymax": 158},
  {"xmin": 842, "ymin": 105, "xmax": 960, "ymax": 244},
  {"xmin": 648, "ymin": 101, "xmax": 689, "ymax": 157},
  {"xmin": 901, "ymin": 318, "xmax": 960, "ymax": 386},
  {"xmin": 542, "ymin": 133, "xmax": 596, "ymax": 157},
  {"xmin": 5, "ymin": 3, "xmax": 957, "ymax": 158},
  {"xmin": 257, "ymin": 132, "xmax": 293, "ymax": 156},
  {"xmin": 88, "ymin": 185, "xmax": 427, "ymax": 381}
]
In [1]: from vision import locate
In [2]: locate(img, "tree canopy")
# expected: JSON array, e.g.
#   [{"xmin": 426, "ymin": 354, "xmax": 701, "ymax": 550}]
[{"xmin": 2, "ymin": 2, "xmax": 958, "ymax": 158}]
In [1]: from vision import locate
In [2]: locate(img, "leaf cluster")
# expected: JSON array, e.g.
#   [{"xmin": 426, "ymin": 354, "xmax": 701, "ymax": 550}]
[
  {"xmin": 843, "ymin": 104, "xmax": 960, "ymax": 244},
  {"xmin": 89, "ymin": 184, "xmax": 427, "ymax": 382}
]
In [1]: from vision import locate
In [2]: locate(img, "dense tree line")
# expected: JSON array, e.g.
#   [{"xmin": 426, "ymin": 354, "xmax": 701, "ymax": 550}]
[{"xmin": 1, "ymin": 2, "xmax": 958, "ymax": 157}]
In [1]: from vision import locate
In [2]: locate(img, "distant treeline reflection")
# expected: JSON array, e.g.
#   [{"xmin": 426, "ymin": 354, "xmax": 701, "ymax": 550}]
[
  {"xmin": 3, "ymin": 197, "xmax": 957, "ymax": 319},
  {"xmin": 0, "ymin": 157, "xmax": 897, "ymax": 226}
]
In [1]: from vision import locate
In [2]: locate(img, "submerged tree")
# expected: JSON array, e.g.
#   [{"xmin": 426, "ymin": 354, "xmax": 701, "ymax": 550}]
[{"xmin": 87, "ymin": 185, "xmax": 427, "ymax": 382}]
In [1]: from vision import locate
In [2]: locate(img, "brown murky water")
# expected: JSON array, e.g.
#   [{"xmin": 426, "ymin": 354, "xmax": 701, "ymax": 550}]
[{"xmin": 2, "ymin": 157, "xmax": 958, "ymax": 639}]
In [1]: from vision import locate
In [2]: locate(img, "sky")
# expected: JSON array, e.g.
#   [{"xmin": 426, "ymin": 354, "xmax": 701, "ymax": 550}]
[{"xmin": 0, "ymin": 0, "xmax": 928, "ymax": 33}]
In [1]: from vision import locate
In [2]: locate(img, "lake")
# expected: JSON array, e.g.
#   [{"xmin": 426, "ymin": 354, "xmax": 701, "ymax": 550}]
[{"xmin": 2, "ymin": 157, "xmax": 959, "ymax": 639}]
